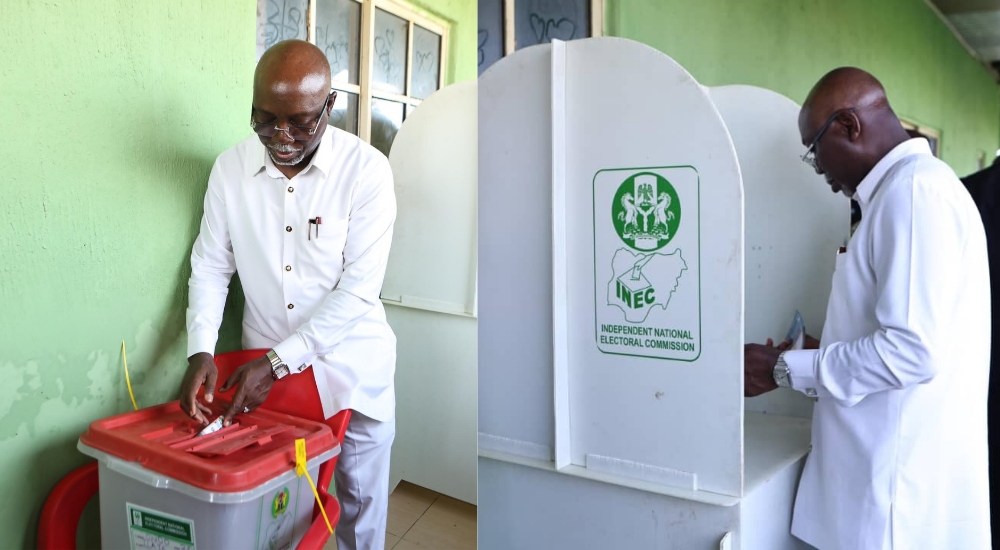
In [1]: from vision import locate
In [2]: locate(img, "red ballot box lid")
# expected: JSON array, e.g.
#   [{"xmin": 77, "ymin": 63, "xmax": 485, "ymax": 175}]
[{"xmin": 79, "ymin": 400, "xmax": 336, "ymax": 493}]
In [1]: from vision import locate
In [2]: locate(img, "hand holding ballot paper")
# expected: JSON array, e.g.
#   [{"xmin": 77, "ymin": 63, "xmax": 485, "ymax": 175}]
[
  {"xmin": 766, "ymin": 310, "xmax": 820, "ymax": 352},
  {"xmin": 744, "ymin": 310, "xmax": 820, "ymax": 397},
  {"xmin": 784, "ymin": 311, "xmax": 806, "ymax": 351}
]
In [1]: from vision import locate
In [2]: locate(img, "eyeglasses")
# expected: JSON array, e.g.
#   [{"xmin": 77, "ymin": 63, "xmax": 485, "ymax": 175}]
[
  {"xmin": 250, "ymin": 91, "xmax": 335, "ymax": 140},
  {"xmin": 801, "ymin": 107, "xmax": 855, "ymax": 170}
]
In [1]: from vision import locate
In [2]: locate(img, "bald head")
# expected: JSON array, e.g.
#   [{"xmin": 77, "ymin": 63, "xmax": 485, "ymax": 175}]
[
  {"xmin": 801, "ymin": 67, "xmax": 890, "ymax": 125},
  {"xmin": 798, "ymin": 67, "xmax": 910, "ymax": 196},
  {"xmin": 252, "ymin": 40, "xmax": 335, "ymax": 177},
  {"xmin": 254, "ymin": 40, "xmax": 331, "ymax": 98}
]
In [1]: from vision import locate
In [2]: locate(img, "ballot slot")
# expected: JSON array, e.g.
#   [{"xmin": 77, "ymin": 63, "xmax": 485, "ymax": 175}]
[
  {"xmin": 79, "ymin": 400, "xmax": 336, "ymax": 492},
  {"xmin": 77, "ymin": 401, "xmax": 339, "ymax": 549}
]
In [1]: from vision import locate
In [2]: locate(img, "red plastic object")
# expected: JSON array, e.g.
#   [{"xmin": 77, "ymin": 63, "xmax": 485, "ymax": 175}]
[
  {"xmin": 212, "ymin": 350, "xmax": 351, "ymax": 549},
  {"xmin": 79, "ymin": 401, "xmax": 336, "ymax": 493},
  {"xmin": 38, "ymin": 349, "xmax": 350, "ymax": 549},
  {"xmin": 37, "ymin": 461, "xmax": 99, "ymax": 550},
  {"xmin": 209, "ymin": 349, "xmax": 352, "ymax": 495},
  {"xmin": 297, "ymin": 487, "xmax": 342, "ymax": 549}
]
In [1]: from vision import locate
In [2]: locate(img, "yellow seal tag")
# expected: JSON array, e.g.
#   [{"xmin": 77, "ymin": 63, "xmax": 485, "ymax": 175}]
[
  {"xmin": 295, "ymin": 438, "xmax": 307, "ymax": 476},
  {"xmin": 294, "ymin": 438, "xmax": 333, "ymax": 534}
]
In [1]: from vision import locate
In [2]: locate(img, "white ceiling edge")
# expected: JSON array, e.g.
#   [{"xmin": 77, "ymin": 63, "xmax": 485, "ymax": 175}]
[{"xmin": 925, "ymin": 0, "xmax": 1000, "ymax": 80}]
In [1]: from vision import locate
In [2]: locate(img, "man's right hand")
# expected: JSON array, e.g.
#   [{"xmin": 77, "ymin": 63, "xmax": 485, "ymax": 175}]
[{"xmin": 180, "ymin": 352, "xmax": 218, "ymax": 425}]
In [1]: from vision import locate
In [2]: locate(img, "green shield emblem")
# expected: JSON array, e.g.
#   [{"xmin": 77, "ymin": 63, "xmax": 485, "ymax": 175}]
[{"xmin": 611, "ymin": 172, "xmax": 681, "ymax": 252}]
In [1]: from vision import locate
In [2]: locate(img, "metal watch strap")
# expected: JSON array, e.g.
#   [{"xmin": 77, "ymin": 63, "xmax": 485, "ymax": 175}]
[
  {"xmin": 266, "ymin": 349, "xmax": 290, "ymax": 380},
  {"xmin": 773, "ymin": 352, "xmax": 793, "ymax": 389}
]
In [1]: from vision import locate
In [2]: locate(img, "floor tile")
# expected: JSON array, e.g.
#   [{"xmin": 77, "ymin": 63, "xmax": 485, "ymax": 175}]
[
  {"xmin": 386, "ymin": 480, "xmax": 439, "ymax": 537},
  {"xmin": 400, "ymin": 495, "xmax": 477, "ymax": 550},
  {"xmin": 320, "ymin": 532, "xmax": 400, "ymax": 549},
  {"xmin": 320, "ymin": 482, "xmax": 475, "ymax": 549}
]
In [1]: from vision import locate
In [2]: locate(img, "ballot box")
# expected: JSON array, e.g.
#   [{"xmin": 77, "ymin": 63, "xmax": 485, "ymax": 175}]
[
  {"xmin": 78, "ymin": 401, "xmax": 339, "ymax": 550},
  {"xmin": 478, "ymin": 37, "xmax": 848, "ymax": 550}
]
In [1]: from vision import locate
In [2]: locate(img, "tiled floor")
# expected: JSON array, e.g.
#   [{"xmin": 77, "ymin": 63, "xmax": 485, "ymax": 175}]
[{"xmin": 323, "ymin": 481, "xmax": 477, "ymax": 550}]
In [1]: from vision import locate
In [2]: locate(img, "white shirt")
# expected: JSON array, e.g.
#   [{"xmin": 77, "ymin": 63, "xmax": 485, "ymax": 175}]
[
  {"xmin": 186, "ymin": 128, "xmax": 397, "ymax": 422},
  {"xmin": 784, "ymin": 139, "xmax": 992, "ymax": 549}
]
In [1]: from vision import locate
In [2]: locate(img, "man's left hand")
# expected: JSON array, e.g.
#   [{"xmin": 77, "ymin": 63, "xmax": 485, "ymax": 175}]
[
  {"xmin": 219, "ymin": 356, "xmax": 275, "ymax": 426},
  {"xmin": 744, "ymin": 343, "xmax": 781, "ymax": 397}
]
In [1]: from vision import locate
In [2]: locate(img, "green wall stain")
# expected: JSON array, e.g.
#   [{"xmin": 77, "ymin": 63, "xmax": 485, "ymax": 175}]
[
  {"xmin": 0, "ymin": 0, "xmax": 474, "ymax": 547},
  {"xmin": 605, "ymin": 0, "xmax": 1000, "ymax": 176}
]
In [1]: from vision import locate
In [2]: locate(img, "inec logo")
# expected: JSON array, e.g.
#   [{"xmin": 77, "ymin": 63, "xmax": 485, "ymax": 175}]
[
  {"xmin": 606, "ymin": 172, "xmax": 687, "ymax": 323},
  {"xmin": 611, "ymin": 172, "xmax": 681, "ymax": 252},
  {"xmin": 594, "ymin": 165, "xmax": 701, "ymax": 361},
  {"xmin": 272, "ymin": 487, "xmax": 290, "ymax": 518}
]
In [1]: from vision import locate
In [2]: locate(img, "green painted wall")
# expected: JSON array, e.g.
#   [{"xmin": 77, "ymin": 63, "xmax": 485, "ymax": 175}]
[
  {"xmin": 1, "ymin": 1, "xmax": 255, "ymax": 547},
  {"xmin": 0, "ymin": 0, "xmax": 475, "ymax": 547},
  {"xmin": 416, "ymin": 0, "xmax": 477, "ymax": 83},
  {"xmin": 606, "ymin": 0, "xmax": 1000, "ymax": 176}
]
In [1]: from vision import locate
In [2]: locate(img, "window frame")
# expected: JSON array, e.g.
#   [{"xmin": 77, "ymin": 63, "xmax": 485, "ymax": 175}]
[
  {"xmin": 502, "ymin": 0, "xmax": 604, "ymax": 55},
  {"xmin": 900, "ymin": 118, "xmax": 942, "ymax": 158}
]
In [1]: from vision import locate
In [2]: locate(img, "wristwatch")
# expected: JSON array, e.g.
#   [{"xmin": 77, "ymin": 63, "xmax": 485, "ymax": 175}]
[
  {"xmin": 772, "ymin": 352, "xmax": 793, "ymax": 389},
  {"xmin": 267, "ymin": 349, "xmax": 290, "ymax": 380}
]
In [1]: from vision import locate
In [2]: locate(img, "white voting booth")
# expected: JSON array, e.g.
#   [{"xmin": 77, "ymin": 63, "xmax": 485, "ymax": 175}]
[
  {"xmin": 479, "ymin": 38, "xmax": 848, "ymax": 549},
  {"xmin": 383, "ymin": 80, "xmax": 478, "ymax": 504}
]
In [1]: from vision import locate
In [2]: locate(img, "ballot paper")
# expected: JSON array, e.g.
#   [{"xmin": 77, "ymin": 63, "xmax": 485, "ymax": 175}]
[
  {"xmin": 785, "ymin": 310, "xmax": 805, "ymax": 351},
  {"xmin": 197, "ymin": 416, "xmax": 223, "ymax": 437}
]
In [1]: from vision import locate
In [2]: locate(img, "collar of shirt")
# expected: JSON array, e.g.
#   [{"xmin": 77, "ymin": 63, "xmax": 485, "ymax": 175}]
[
  {"xmin": 853, "ymin": 137, "xmax": 931, "ymax": 209},
  {"xmin": 247, "ymin": 127, "xmax": 337, "ymax": 180}
]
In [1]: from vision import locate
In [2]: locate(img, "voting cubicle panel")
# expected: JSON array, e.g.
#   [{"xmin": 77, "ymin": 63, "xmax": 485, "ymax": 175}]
[
  {"xmin": 384, "ymin": 80, "xmax": 478, "ymax": 504},
  {"xmin": 478, "ymin": 41, "xmax": 828, "ymax": 549},
  {"xmin": 708, "ymin": 85, "xmax": 850, "ymax": 419},
  {"xmin": 556, "ymin": 38, "xmax": 745, "ymax": 497},
  {"xmin": 478, "ymin": 38, "xmax": 748, "ymax": 499},
  {"xmin": 383, "ymin": 80, "xmax": 478, "ymax": 317},
  {"xmin": 478, "ymin": 45, "xmax": 559, "ymax": 461}
]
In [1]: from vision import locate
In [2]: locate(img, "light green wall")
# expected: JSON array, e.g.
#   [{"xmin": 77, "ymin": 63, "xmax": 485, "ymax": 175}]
[
  {"xmin": 0, "ymin": 0, "xmax": 475, "ymax": 547},
  {"xmin": 606, "ymin": 0, "xmax": 1000, "ymax": 176},
  {"xmin": 0, "ymin": 1, "xmax": 254, "ymax": 547},
  {"xmin": 416, "ymin": 0, "xmax": 477, "ymax": 83}
]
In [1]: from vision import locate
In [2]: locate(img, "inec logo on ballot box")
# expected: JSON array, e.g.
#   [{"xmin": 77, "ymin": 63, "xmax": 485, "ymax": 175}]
[
  {"xmin": 593, "ymin": 167, "xmax": 701, "ymax": 362},
  {"xmin": 272, "ymin": 487, "xmax": 290, "ymax": 518}
]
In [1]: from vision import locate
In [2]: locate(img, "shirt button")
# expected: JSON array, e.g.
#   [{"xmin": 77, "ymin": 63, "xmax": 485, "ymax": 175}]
[
  {"xmin": 287, "ymin": 304, "xmax": 294, "ymax": 310},
  {"xmin": 288, "ymin": 186, "xmax": 294, "ymax": 193},
  {"xmin": 286, "ymin": 226, "xmax": 292, "ymax": 232},
  {"xmin": 285, "ymin": 265, "xmax": 291, "ymax": 272}
]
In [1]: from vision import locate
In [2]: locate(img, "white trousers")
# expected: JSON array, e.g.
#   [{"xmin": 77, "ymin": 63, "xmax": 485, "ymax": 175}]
[{"xmin": 334, "ymin": 410, "xmax": 395, "ymax": 550}]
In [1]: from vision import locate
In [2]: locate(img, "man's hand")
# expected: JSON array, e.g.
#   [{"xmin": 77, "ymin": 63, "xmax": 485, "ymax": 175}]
[
  {"xmin": 803, "ymin": 334, "xmax": 820, "ymax": 349},
  {"xmin": 180, "ymin": 352, "xmax": 218, "ymax": 425},
  {"xmin": 744, "ymin": 343, "xmax": 781, "ymax": 397},
  {"xmin": 219, "ymin": 356, "xmax": 275, "ymax": 427}
]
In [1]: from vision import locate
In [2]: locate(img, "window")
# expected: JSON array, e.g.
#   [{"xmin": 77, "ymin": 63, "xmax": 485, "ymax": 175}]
[
  {"xmin": 478, "ymin": 0, "xmax": 604, "ymax": 76},
  {"xmin": 901, "ymin": 119, "xmax": 941, "ymax": 158},
  {"xmin": 257, "ymin": 0, "xmax": 449, "ymax": 157}
]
